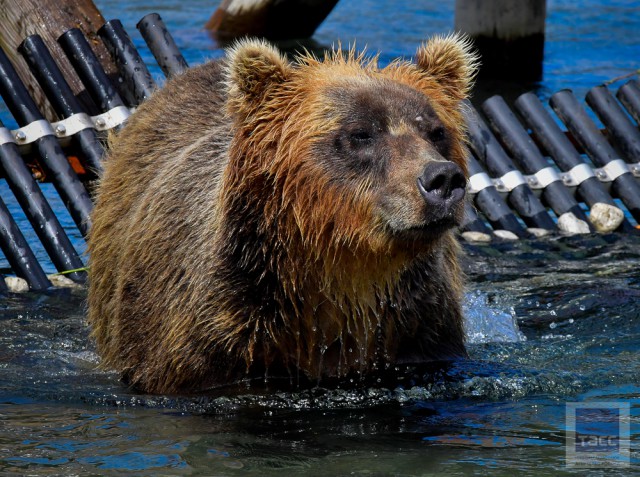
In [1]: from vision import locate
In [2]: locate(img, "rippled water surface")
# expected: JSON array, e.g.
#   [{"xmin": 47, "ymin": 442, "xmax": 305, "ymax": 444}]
[
  {"xmin": 2, "ymin": 234, "xmax": 640, "ymax": 475},
  {"xmin": 1, "ymin": 0, "xmax": 640, "ymax": 475}
]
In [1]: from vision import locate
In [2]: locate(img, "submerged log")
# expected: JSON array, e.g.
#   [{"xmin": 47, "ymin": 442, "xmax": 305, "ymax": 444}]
[
  {"xmin": 206, "ymin": 0, "xmax": 339, "ymax": 41},
  {"xmin": 0, "ymin": 0, "xmax": 115, "ymax": 120}
]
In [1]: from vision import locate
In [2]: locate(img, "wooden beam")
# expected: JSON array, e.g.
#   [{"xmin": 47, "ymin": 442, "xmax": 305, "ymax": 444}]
[
  {"xmin": 206, "ymin": 0, "xmax": 339, "ymax": 41},
  {"xmin": 455, "ymin": 0, "xmax": 547, "ymax": 81}
]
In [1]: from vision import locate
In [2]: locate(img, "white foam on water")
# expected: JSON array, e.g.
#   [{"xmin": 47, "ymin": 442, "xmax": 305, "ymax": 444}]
[{"xmin": 463, "ymin": 290, "xmax": 526, "ymax": 344}]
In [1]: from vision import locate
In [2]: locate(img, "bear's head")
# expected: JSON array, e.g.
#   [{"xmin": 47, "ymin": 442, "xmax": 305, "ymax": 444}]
[{"xmin": 222, "ymin": 35, "xmax": 478, "ymax": 263}]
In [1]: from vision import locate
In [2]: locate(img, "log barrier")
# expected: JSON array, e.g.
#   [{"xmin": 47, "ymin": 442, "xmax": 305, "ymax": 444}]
[{"xmin": 0, "ymin": 12, "xmax": 638, "ymax": 290}]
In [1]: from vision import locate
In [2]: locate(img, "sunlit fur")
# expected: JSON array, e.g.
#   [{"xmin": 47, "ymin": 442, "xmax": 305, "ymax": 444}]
[{"xmin": 87, "ymin": 35, "xmax": 478, "ymax": 394}]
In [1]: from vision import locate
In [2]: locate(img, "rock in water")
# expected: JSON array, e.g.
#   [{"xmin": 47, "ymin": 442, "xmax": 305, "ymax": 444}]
[
  {"xmin": 5, "ymin": 277, "xmax": 29, "ymax": 292},
  {"xmin": 557, "ymin": 212, "xmax": 590, "ymax": 235},
  {"xmin": 589, "ymin": 202, "xmax": 624, "ymax": 233}
]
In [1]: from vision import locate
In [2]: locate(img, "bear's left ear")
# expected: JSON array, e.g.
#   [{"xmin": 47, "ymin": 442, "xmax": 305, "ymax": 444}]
[
  {"xmin": 225, "ymin": 39, "xmax": 291, "ymax": 116},
  {"xmin": 415, "ymin": 33, "xmax": 479, "ymax": 101}
]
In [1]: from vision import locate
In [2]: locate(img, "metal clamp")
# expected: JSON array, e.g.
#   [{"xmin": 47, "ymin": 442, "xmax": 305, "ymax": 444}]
[
  {"xmin": 7, "ymin": 105, "xmax": 132, "ymax": 148},
  {"xmin": 466, "ymin": 161, "xmax": 638, "ymax": 196},
  {"xmin": 595, "ymin": 159, "xmax": 631, "ymax": 182},
  {"xmin": 560, "ymin": 163, "xmax": 596, "ymax": 187},
  {"xmin": 526, "ymin": 166, "xmax": 561, "ymax": 190},
  {"xmin": 92, "ymin": 105, "xmax": 131, "ymax": 131},
  {"xmin": 493, "ymin": 170, "xmax": 527, "ymax": 192},
  {"xmin": 12, "ymin": 119, "xmax": 55, "ymax": 145},
  {"xmin": 51, "ymin": 112, "xmax": 95, "ymax": 138},
  {"xmin": 467, "ymin": 172, "xmax": 494, "ymax": 194}
]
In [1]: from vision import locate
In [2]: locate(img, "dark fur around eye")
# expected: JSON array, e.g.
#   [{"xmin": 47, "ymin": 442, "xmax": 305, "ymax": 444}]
[
  {"xmin": 349, "ymin": 129, "xmax": 374, "ymax": 146},
  {"xmin": 333, "ymin": 128, "xmax": 375, "ymax": 153},
  {"xmin": 429, "ymin": 126, "xmax": 446, "ymax": 142},
  {"xmin": 327, "ymin": 126, "xmax": 386, "ymax": 178}
]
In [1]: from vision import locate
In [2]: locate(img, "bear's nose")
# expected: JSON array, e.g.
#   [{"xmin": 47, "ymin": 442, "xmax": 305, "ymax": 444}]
[{"xmin": 417, "ymin": 161, "xmax": 466, "ymax": 209}]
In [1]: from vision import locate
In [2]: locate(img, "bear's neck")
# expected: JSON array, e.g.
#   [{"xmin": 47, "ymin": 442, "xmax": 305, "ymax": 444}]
[
  {"xmin": 224, "ymin": 222, "xmax": 445, "ymax": 381},
  {"xmin": 214, "ymin": 175, "xmax": 456, "ymax": 382},
  {"xmin": 276, "ymin": 243, "xmax": 417, "ymax": 377}
]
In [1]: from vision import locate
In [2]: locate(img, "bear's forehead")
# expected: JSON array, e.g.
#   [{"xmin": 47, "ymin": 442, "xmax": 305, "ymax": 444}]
[{"xmin": 324, "ymin": 78, "xmax": 441, "ymax": 126}]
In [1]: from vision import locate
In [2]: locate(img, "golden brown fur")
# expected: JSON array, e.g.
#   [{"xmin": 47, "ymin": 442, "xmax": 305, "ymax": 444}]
[{"xmin": 88, "ymin": 35, "xmax": 478, "ymax": 394}]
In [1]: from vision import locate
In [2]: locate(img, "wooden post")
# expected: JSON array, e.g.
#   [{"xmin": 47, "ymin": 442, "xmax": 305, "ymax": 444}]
[
  {"xmin": 455, "ymin": 0, "xmax": 546, "ymax": 81},
  {"xmin": 206, "ymin": 0, "xmax": 339, "ymax": 41},
  {"xmin": 0, "ymin": 0, "xmax": 116, "ymax": 120}
]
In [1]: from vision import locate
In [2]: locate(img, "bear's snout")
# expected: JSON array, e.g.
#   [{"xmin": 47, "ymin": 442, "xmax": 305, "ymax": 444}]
[{"xmin": 417, "ymin": 161, "xmax": 466, "ymax": 217}]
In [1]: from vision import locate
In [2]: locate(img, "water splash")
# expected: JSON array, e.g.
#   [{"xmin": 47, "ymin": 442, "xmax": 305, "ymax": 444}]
[{"xmin": 463, "ymin": 290, "xmax": 526, "ymax": 344}]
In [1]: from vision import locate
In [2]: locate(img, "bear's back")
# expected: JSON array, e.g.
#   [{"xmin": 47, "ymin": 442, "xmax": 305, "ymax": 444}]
[{"xmin": 88, "ymin": 60, "xmax": 233, "ymax": 387}]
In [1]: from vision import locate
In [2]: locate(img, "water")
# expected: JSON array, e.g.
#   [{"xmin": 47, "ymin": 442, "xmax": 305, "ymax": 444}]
[
  {"xmin": 2, "ymin": 0, "xmax": 640, "ymax": 475},
  {"xmin": 2, "ymin": 234, "xmax": 639, "ymax": 475}
]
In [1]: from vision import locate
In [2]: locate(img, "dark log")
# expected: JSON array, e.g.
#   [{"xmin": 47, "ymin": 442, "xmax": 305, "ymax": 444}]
[
  {"xmin": 455, "ymin": 0, "xmax": 546, "ymax": 81},
  {"xmin": 206, "ymin": 0, "xmax": 339, "ymax": 41}
]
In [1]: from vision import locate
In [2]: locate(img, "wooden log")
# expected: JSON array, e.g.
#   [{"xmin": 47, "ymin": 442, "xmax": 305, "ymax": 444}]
[
  {"xmin": 0, "ymin": 0, "xmax": 116, "ymax": 121},
  {"xmin": 455, "ymin": 0, "xmax": 546, "ymax": 81},
  {"xmin": 206, "ymin": 0, "xmax": 339, "ymax": 41}
]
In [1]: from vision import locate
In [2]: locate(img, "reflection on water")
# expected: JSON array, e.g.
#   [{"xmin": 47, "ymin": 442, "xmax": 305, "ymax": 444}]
[{"xmin": 1, "ymin": 234, "xmax": 639, "ymax": 475}]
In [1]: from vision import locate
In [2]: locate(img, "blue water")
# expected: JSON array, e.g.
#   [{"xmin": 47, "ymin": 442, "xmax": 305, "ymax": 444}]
[
  {"xmin": 1, "ymin": 0, "xmax": 640, "ymax": 475},
  {"xmin": 93, "ymin": 0, "xmax": 640, "ymax": 101}
]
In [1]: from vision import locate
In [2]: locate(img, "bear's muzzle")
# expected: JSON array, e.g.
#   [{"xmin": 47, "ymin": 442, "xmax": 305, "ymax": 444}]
[{"xmin": 417, "ymin": 161, "xmax": 466, "ymax": 223}]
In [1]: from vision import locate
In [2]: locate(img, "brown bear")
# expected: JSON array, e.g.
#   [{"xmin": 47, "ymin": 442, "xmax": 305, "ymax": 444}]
[{"xmin": 87, "ymin": 34, "xmax": 478, "ymax": 394}]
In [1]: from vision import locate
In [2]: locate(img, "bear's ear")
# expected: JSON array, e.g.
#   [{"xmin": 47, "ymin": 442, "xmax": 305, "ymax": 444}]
[
  {"xmin": 226, "ymin": 39, "xmax": 291, "ymax": 115},
  {"xmin": 415, "ymin": 33, "xmax": 479, "ymax": 101}
]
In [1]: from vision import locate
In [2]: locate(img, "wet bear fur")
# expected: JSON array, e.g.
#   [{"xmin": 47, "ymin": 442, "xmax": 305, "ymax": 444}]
[{"xmin": 87, "ymin": 35, "xmax": 478, "ymax": 394}]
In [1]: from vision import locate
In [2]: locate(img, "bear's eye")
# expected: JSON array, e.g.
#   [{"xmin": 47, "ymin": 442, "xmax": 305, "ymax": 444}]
[
  {"xmin": 429, "ymin": 127, "xmax": 446, "ymax": 143},
  {"xmin": 349, "ymin": 130, "xmax": 374, "ymax": 145}
]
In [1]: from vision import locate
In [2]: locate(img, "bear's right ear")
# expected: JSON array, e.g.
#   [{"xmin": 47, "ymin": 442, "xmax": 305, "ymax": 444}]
[
  {"xmin": 225, "ymin": 39, "xmax": 291, "ymax": 116},
  {"xmin": 415, "ymin": 33, "xmax": 479, "ymax": 102}
]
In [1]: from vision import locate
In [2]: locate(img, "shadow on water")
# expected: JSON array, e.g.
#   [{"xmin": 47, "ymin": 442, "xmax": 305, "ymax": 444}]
[{"xmin": 1, "ymin": 233, "xmax": 639, "ymax": 475}]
